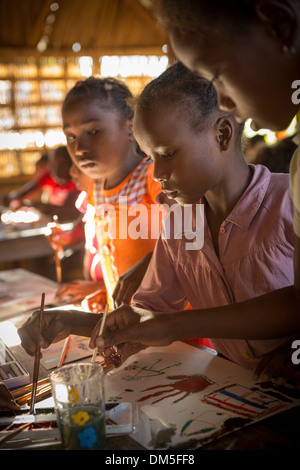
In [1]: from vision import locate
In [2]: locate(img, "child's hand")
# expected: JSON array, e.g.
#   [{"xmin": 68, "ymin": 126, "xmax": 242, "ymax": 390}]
[
  {"xmin": 89, "ymin": 305, "xmax": 146, "ymax": 364},
  {"xmin": 82, "ymin": 288, "xmax": 107, "ymax": 313},
  {"xmin": 46, "ymin": 226, "xmax": 72, "ymax": 251},
  {"xmin": 46, "ymin": 223, "xmax": 84, "ymax": 251},
  {"xmin": 112, "ymin": 252, "xmax": 152, "ymax": 307},
  {"xmin": 252, "ymin": 340, "xmax": 300, "ymax": 388},
  {"xmin": 56, "ymin": 280, "xmax": 105, "ymax": 304},
  {"xmin": 90, "ymin": 306, "xmax": 175, "ymax": 355},
  {"xmin": 17, "ymin": 309, "xmax": 75, "ymax": 356}
]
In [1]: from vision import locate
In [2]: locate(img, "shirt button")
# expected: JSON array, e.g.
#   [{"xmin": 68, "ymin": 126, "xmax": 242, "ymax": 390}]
[{"xmin": 220, "ymin": 227, "xmax": 225, "ymax": 234}]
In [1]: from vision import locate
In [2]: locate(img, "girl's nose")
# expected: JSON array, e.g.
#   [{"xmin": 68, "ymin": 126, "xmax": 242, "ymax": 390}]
[
  {"xmin": 75, "ymin": 135, "xmax": 89, "ymax": 156},
  {"xmin": 153, "ymin": 161, "xmax": 169, "ymax": 183}
]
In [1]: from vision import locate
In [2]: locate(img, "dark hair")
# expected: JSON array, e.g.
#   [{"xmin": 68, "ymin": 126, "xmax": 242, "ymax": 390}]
[
  {"xmin": 151, "ymin": 0, "xmax": 258, "ymax": 45},
  {"xmin": 133, "ymin": 61, "xmax": 243, "ymax": 137},
  {"xmin": 62, "ymin": 77, "xmax": 134, "ymax": 121},
  {"xmin": 151, "ymin": 0, "xmax": 300, "ymax": 45}
]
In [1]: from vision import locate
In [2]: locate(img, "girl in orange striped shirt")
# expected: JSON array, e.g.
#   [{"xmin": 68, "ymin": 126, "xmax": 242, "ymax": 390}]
[{"xmin": 59, "ymin": 77, "xmax": 165, "ymax": 310}]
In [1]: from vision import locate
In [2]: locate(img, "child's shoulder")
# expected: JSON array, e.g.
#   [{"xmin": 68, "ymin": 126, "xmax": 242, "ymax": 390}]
[
  {"xmin": 266, "ymin": 167, "xmax": 291, "ymax": 198},
  {"xmin": 259, "ymin": 165, "xmax": 294, "ymax": 229}
]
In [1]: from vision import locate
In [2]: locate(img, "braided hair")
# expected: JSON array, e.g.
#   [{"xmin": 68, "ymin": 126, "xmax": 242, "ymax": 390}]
[
  {"xmin": 133, "ymin": 62, "xmax": 220, "ymax": 132},
  {"xmin": 62, "ymin": 77, "xmax": 134, "ymax": 121},
  {"xmin": 132, "ymin": 61, "xmax": 244, "ymax": 141}
]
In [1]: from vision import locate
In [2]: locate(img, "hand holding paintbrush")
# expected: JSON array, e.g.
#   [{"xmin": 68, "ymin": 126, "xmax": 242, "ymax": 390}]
[{"xmin": 91, "ymin": 304, "xmax": 109, "ymax": 363}]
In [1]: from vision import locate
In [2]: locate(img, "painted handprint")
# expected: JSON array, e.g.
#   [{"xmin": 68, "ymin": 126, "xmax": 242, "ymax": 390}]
[{"xmin": 137, "ymin": 374, "xmax": 214, "ymax": 404}]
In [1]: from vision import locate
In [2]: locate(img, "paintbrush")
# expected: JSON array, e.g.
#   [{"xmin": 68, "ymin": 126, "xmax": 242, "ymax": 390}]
[
  {"xmin": 52, "ymin": 215, "xmax": 62, "ymax": 284},
  {"xmin": 11, "ymin": 378, "xmax": 49, "ymax": 398},
  {"xmin": 55, "ymin": 250, "xmax": 62, "ymax": 284},
  {"xmin": 16, "ymin": 385, "xmax": 52, "ymax": 406},
  {"xmin": 57, "ymin": 335, "xmax": 70, "ymax": 368},
  {"xmin": 0, "ymin": 422, "xmax": 31, "ymax": 447},
  {"xmin": 91, "ymin": 304, "xmax": 108, "ymax": 363},
  {"xmin": 47, "ymin": 214, "xmax": 62, "ymax": 284},
  {"xmin": 29, "ymin": 292, "xmax": 45, "ymax": 414}
]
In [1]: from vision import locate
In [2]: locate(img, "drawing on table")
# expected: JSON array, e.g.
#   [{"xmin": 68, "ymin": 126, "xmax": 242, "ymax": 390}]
[
  {"xmin": 202, "ymin": 383, "xmax": 285, "ymax": 418},
  {"xmin": 180, "ymin": 409, "xmax": 233, "ymax": 437},
  {"xmin": 122, "ymin": 358, "xmax": 182, "ymax": 381},
  {"xmin": 103, "ymin": 343, "xmax": 300, "ymax": 450},
  {"xmin": 138, "ymin": 374, "xmax": 214, "ymax": 404},
  {"xmin": 179, "ymin": 409, "xmax": 253, "ymax": 447}
]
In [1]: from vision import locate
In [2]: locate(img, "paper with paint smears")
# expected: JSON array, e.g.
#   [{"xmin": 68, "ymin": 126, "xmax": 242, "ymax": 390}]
[{"xmin": 103, "ymin": 341, "xmax": 300, "ymax": 450}]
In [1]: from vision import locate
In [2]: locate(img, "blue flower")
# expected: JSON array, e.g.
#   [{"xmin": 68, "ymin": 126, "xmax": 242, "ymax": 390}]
[{"xmin": 78, "ymin": 427, "xmax": 97, "ymax": 449}]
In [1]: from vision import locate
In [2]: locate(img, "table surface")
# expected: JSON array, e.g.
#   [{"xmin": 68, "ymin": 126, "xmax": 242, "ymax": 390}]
[
  {"xmin": 2, "ymin": 311, "xmax": 300, "ymax": 451},
  {"xmin": 0, "ymin": 220, "xmax": 76, "ymax": 263}
]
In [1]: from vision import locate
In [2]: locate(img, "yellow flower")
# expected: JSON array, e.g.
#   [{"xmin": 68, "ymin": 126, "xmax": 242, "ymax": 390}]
[
  {"xmin": 68, "ymin": 386, "xmax": 79, "ymax": 403},
  {"xmin": 72, "ymin": 411, "xmax": 90, "ymax": 426}
]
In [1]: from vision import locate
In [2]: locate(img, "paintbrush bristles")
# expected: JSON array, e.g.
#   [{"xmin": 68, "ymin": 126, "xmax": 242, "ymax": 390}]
[{"xmin": 91, "ymin": 304, "xmax": 108, "ymax": 363}]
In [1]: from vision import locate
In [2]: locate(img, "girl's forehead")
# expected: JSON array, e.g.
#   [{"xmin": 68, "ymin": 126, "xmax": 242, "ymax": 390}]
[
  {"xmin": 62, "ymin": 98, "xmax": 120, "ymax": 124},
  {"xmin": 63, "ymin": 97, "xmax": 108, "ymax": 113}
]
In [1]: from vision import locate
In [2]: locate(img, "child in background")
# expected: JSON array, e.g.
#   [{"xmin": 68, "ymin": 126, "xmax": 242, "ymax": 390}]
[
  {"xmin": 17, "ymin": 76, "xmax": 167, "ymax": 354},
  {"xmin": 18, "ymin": 65, "xmax": 296, "ymax": 383},
  {"xmin": 8, "ymin": 146, "xmax": 80, "ymax": 221},
  {"xmin": 88, "ymin": 62, "xmax": 297, "ymax": 375},
  {"xmin": 47, "ymin": 164, "xmax": 106, "ymax": 311},
  {"xmin": 60, "ymin": 77, "xmax": 164, "ymax": 309}
]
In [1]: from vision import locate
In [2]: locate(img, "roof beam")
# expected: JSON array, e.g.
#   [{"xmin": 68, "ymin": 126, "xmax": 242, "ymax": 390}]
[
  {"xmin": 28, "ymin": 0, "xmax": 53, "ymax": 47},
  {"xmin": 123, "ymin": 0, "xmax": 165, "ymax": 38},
  {"xmin": 0, "ymin": 45, "xmax": 167, "ymax": 60}
]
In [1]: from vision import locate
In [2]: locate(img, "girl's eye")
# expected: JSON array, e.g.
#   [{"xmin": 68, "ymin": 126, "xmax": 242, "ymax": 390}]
[
  {"xmin": 161, "ymin": 151, "xmax": 175, "ymax": 159},
  {"xmin": 89, "ymin": 128, "xmax": 100, "ymax": 136},
  {"xmin": 66, "ymin": 134, "xmax": 76, "ymax": 143}
]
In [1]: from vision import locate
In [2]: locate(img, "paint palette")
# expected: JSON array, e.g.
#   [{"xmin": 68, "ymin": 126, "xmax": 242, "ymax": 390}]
[
  {"xmin": 0, "ymin": 338, "xmax": 30, "ymax": 389},
  {"xmin": 40, "ymin": 335, "xmax": 94, "ymax": 369}
]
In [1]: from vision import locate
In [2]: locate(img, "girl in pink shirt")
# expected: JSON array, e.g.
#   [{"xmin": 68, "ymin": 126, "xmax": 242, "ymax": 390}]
[
  {"xmin": 89, "ymin": 63, "xmax": 296, "ymax": 377},
  {"xmin": 18, "ymin": 64, "xmax": 296, "ymax": 385}
]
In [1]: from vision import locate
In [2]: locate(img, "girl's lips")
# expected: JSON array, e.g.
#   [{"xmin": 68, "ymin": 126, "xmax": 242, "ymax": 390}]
[
  {"xmin": 79, "ymin": 160, "xmax": 97, "ymax": 169},
  {"xmin": 163, "ymin": 190, "xmax": 179, "ymax": 199}
]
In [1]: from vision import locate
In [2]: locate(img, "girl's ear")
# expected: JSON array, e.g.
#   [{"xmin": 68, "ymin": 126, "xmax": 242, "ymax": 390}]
[
  {"xmin": 216, "ymin": 117, "xmax": 233, "ymax": 151},
  {"xmin": 255, "ymin": 0, "xmax": 297, "ymax": 53}
]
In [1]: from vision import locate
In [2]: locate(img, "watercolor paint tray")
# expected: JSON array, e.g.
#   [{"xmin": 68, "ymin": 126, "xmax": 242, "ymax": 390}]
[
  {"xmin": 0, "ymin": 403, "xmax": 134, "ymax": 449},
  {"xmin": 0, "ymin": 338, "xmax": 30, "ymax": 389}
]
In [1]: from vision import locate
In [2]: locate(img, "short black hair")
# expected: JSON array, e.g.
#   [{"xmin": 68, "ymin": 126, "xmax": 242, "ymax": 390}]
[
  {"xmin": 62, "ymin": 77, "xmax": 133, "ymax": 121},
  {"xmin": 133, "ymin": 61, "xmax": 243, "ymax": 138},
  {"xmin": 151, "ymin": 0, "xmax": 258, "ymax": 45},
  {"xmin": 151, "ymin": 0, "xmax": 300, "ymax": 46}
]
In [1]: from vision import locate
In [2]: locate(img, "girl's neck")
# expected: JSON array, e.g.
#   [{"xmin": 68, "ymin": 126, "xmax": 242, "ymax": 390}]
[
  {"xmin": 205, "ymin": 158, "xmax": 252, "ymax": 257},
  {"xmin": 206, "ymin": 158, "xmax": 252, "ymax": 219},
  {"xmin": 104, "ymin": 145, "xmax": 143, "ymax": 190}
]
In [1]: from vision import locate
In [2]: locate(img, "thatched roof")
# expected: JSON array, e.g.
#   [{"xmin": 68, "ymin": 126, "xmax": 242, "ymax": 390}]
[{"xmin": 0, "ymin": 0, "xmax": 168, "ymax": 58}]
